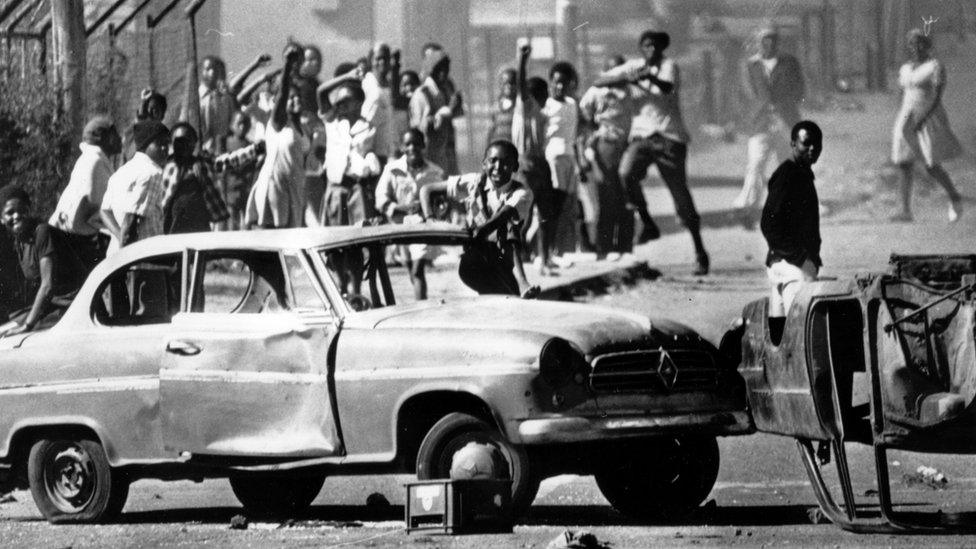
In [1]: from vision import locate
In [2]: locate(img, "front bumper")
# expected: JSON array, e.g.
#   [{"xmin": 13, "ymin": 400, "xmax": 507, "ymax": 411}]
[{"xmin": 514, "ymin": 410, "xmax": 755, "ymax": 444}]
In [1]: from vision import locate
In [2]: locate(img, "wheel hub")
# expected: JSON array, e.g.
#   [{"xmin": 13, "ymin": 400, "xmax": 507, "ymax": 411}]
[{"xmin": 47, "ymin": 445, "xmax": 95, "ymax": 511}]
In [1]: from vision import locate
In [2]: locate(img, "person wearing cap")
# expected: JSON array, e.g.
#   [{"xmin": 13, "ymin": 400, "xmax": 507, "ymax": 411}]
[
  {"xmin": 593, "ymin": 30, "xmax": 709, "ymax": 275},
  {"xmin": 733, "ymin": 26, "xmax": 805, "ymax": 229},
  {"xmin": 100, "ymin": 120, "xmax": 171, "ymax": 254},
  {"xmin": 316, "ymin": 66, "xmax": 380, "ymax": 226},
  {"xmin": 410, "ymin": 49, "xmax": 463, "ymax": 175},
  {"xmin": 244, "ymin": 44, "xmax": 310, "ymax": 229},
  {"xmin": 49, "ymin": 115, "xmax": 122, "ymax": 271}
]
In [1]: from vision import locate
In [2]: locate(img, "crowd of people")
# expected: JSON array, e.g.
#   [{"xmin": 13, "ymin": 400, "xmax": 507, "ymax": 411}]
[{"xmin": 0, "ymin": 24, "xmax": 965, "ymax": 334}]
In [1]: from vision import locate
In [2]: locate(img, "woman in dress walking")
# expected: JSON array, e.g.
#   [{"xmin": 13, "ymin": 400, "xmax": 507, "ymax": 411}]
[{"xmin": 891, "ymin": 29, "xmax": 964, "ymax": 222}]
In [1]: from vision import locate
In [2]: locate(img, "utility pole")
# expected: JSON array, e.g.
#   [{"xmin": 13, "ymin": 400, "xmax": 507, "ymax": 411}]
[{"xmin": 50, "ymin": 0, "xmax": 86, "ymax": 144}]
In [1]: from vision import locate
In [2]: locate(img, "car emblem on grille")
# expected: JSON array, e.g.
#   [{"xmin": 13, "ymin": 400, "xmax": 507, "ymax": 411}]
[{"xmin": 657, "ymin": 352, "xmax": 678, "ymax": 389}]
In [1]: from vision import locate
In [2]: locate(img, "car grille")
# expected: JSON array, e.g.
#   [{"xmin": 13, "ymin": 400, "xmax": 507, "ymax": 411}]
[{"xmin": 589, "ymin": 349, "xmax": 719, "ymax": 394}]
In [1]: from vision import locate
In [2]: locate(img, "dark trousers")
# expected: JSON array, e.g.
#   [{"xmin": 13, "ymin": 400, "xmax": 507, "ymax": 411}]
[
  {"xmin": 592, "ymin": 137, "xmax": 634, "ymax": 253},
  {"xmin": 458, "ymin": 241, "xmax": 519, "ymax": 296},
  {"xmin": 64, "ymin": 232, "xmax": 108, "ymax": 274},
  {"xmin": 619, "ymin": 134, "xmax": 702, "ymax": 234}
]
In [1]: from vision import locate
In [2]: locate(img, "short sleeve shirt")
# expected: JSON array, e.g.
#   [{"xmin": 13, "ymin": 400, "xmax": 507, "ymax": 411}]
[
  {"xmin": 446, "ymin": 173, "xmax": 534, "ymax": 242},
  {"xmin": 16, "ymin": 221, "xmax": 85, "ymax": 299},
  {"xmin": 542, "ymin": 96, "xmax": 579, "ymax": 157},
  {"xmin": 102, "ymin": 152, "xmax": 165, "ymax": 247},
  {"xmin": 49, "ymin": 142, "xmax": 114, "ymax": 235},
  {"xmin": 374, "ymin": 155, "xmax": 445, "ymax": 219},
  {"xmin": 601, "ymin": 57, "xmax": 689, "ymax": 143},
  {"xmin": 579, "ymin": 85, "xmax": 632, "ymax": 142}
]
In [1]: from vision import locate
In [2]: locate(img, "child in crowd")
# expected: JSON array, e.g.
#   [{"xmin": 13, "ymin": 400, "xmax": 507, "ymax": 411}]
[
  {"xmin": 161, "ymin": 123, "xmax": 229, "ymax": 235},
  {"xmin": 543, "ymin": 61, "xmax": 584, "ymax": 258},
  {"xmin": 392, "ymin": 70, "xmax": 420, "ymax": 156},
  {"xmin": 244, "ymin": 45, "xmax": 309, "ymax": 229},
  {"xmin": 101, "ymin": 120, "xmax": 171, "ymax": 253},
  {"xmin": 375, "ymin": 128, "xmax": 445, "ymax": 300},
  {"xmin": 199, "ymin": 55, "xmax": 237, "ymax": 155},
  {"xmin": 410, "ymin": 50, "xmax": 462, "ymax": 175},
  {"xmin": 0, "ymin": 187, "xmax": 86, "ymax": 335},
  {"xmin": 420, "ymin": 140, "xmax": 538, "ymax": 298},
  {"xmin": 513, "ymin": 44, "xmax": 558, "ymax": 275},
  {"xmin": 219, "ymin": 112, "xmax": 262, "ymax": 230},
  {"xmin": 316, "ymin": 67, "xmax": 380, "ymax": 227},
  {"xmin": 487, "ymin": 68, "xmax": 517, "ymax": 144}
]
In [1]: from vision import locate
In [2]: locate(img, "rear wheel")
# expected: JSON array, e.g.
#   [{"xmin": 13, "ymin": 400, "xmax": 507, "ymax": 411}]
[
  {"xmin": 416, "ymin": 412, "xmax": 540, "ymax": 517},
  {"xmin": 229, "ymin": 474, "xmax": 326, "ymax": 517},
  {"xmin": 27, "ymin": 436, "xmax": 129, "ymax": 524},
  {"xmin": 595, "ymin": 436, "xmax": 719, "ymax": 521}
]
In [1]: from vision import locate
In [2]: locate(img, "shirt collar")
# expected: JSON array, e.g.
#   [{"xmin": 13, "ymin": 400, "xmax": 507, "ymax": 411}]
[
  {"xmin": 79, "ymin": 141, "xmax": 108, "ymax": 160},
  {"xmin": 133, "ymin": 151, "xmax": 162, "ymax": 170}
]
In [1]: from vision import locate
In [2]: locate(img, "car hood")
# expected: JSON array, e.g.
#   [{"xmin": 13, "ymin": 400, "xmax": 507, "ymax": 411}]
[{"xmin": 343, "ymin": 296, "xmax": 697, "ymax": 354}]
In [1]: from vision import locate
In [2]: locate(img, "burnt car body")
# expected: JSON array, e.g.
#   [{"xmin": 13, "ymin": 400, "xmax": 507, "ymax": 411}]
[
  {"xmin": 0, "ymin": 223, "xmax": 752, "ymax": 524},
  {"xmin": 725, "ymin": 254, "xmax": 976, "ymax": 532}
]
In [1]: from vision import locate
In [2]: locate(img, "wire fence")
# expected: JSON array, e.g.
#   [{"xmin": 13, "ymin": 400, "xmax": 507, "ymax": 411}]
[{"xmin": 87, "ymin": 22, "xmax": 189, "ymax": 130}]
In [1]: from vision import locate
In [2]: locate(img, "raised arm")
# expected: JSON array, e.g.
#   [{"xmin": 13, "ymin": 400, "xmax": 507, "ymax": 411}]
[
  {"xmin": 517, "ymin": 43, "xmax": 531, "ymax": 100},
  {"xmin": 237, "ymin": 68, "xmax": 281, "ymax": 106},
  {"xmin": 316, "ymin": 68, "xmax": 363, "ymax": 119},
  {"xmin": 270, "ymin": 46, "xmax": 304, "ymax": 132},
  {"xmin": 229, "ymin": 53, "xmax": 272, "ymax": 97},
  {"xmin": 418, "ymin": 179, "xmax": 451, "ymax": 219}
]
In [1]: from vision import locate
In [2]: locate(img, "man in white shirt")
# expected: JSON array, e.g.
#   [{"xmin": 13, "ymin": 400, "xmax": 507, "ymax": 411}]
[
  {"xmin": 49, "ymin": 116, "xmax": 121, "ymax": 271},
  {"xmin": 100, "ymin": 120, "xmax": 170, "ymax": 254},
  {"xmin": 593, "ymin": 30, "xmax": 709, "ymax": 275},
  {"xmin": 420, "ymin": 140, "xmax": 537, "ymax": 297}
]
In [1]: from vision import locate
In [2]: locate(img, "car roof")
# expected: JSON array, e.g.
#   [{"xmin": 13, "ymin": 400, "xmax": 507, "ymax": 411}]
[{"xmin": 115, "ymin": 222, "xmax": 466, "ymax": 256}]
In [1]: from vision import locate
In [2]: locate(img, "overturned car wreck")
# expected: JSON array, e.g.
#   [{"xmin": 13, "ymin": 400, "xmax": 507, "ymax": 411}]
[{"xmin": 725, "ymin": 253, "xmax": 976, "ymax": 533}]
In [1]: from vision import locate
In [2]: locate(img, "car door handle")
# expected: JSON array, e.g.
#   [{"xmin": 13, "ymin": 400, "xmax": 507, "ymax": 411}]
[{"xmin": 166, "ymin": 340, "xmax": 201, "ymax": 356}]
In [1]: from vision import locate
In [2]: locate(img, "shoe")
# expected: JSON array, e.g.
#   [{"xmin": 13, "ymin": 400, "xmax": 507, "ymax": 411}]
[
  {"xmin": 637, "ymin": 221, "xmax": 660, "ymax": 243},
  {"xmin": 693, "ymin": 253, "xmax": 710, "ymax": 276},
  {"xmin": 890, "ymin": 211, "xmax": 913, "ymax": 223},
  {"xmin": 949, "ymin": 200, "xmax": 963, "ymax": 223}
]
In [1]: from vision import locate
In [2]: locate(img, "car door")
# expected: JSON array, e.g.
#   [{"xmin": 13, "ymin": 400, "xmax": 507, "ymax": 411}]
[
  {"xmin": 159, "ymin": 249, "xmax": 342, "ymax": 458},
  {"xmin": 0, "ymin": 252, "xmax": 189, "ymax": 461}
]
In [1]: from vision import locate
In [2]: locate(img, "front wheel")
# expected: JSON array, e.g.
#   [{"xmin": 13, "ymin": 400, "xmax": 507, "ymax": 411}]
[
  {"xmin": 595, "ymin": 436, "xmax": 719, "ymax": 521},
  {"xmin": 416, "ymin": 413, "xmax": 540, "ymax": 517},
  {"xmin": 27, "ymin": 436, "xmax": 129, "ymax": 524},
  {"xmin": 229, "ymin": 474, "xmax": 325, "ymax": 517}
]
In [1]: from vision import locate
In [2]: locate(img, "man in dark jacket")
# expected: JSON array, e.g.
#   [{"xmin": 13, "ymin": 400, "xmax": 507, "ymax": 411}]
[
  {"xmin": 734, "ymin": 27, "xmax": 806, "ymax": 228},
  {"xmin": 761, "ymin": 120, "xmax": 822, "ymax": 331}
]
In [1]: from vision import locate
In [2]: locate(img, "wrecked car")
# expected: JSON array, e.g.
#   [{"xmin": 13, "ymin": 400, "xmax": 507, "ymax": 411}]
[
  {"xmin": 0, "ymin": 223, "xmax": 752, "ymax": 524},
  {"xmin": 723, "ymin": 253, "xmax": 976, "ymax": 532}
]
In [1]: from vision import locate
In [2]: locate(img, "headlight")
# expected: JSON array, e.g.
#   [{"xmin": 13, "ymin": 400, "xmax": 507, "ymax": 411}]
[{"xmin": 539, "ymin": 338, "xmax": 588, "ymax": 388}]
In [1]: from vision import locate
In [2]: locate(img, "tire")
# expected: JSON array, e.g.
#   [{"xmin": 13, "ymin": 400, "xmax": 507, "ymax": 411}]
[
  {"xmin": 27, "ymin": 436, "xmax": 129, "ymax": 524},
  {"xmin": 229, "ymin": 473, "xmax": 325, "ymax": 517},
  {"xmin": 416, "ymin": 412, "xmax": 540, "ymax": 517},
  {"xmin": 595, "ymin": 436, "xmax": 719, "ymax": 521}
]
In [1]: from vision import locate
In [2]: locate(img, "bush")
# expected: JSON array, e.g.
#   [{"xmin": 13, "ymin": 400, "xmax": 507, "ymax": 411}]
[{"xmin": 0, "ymin": 76, "xmax": 75, "ymax": 218}]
